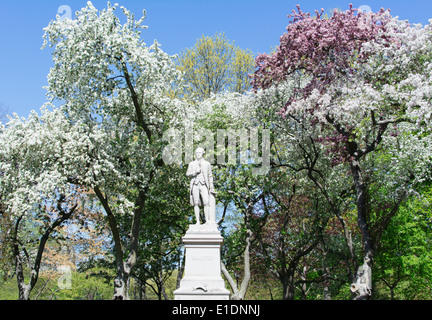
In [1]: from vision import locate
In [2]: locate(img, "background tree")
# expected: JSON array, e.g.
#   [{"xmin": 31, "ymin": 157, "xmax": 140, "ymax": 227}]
[
  {"xmin": 178, "ymin": 33, "xmax": 255, "ymax": 100},
  {"xmin": 219, "ymin": 168, "xmax": 267, "ymax": 300},
  {"xmin": 131, "ymin": 165, "xmax": 189, "ymax": 300},
  {"xmin": 252, "ymin": 166, "xmax": 330, "ymax": 300},
  {"xmin": 251, "ymin": 75, "xmax": 354, "ymax": 299}
]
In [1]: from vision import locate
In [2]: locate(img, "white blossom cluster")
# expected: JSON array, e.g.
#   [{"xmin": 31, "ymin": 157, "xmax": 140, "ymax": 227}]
[
  {"xmin": 191, "ymin": 91, "xmax": 256, "ymax": 126},
  {"xmin": 42, "ymin": 1, "xmax": 184, "ymax": 126},
  {"xmin": 288, "ymin": 16, "xmax": 432, "ymax": 128},
  {"xmin": 0, "ymin": 105, "xmax": 106, "ymax": 216}
]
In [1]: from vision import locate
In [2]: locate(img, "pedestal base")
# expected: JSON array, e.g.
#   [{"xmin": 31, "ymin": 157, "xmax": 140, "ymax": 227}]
[
  {"xmin": 174, "ymin": 224, "xmax": 230, "ymax": 300},
  {"xmin": 174, "ymin": 288, "xmax": 230, "ymax": 300}
]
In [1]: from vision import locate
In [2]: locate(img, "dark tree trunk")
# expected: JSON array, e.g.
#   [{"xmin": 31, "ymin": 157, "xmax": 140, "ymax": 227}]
[
  {"xmin": 349, "ymin": 158, "xmax": 374, "ymax": 300},
  {"xmin": 13, "ymin": 198, "xmax": 77, "ymax": 300}
]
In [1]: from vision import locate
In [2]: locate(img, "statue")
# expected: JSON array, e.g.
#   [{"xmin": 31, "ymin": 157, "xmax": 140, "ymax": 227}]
[
  {"xmin": 186, "ymin": 147, "xmax": 216, "ymax": 225},
  {"xmin": 175, "ymin": 147, "xmax": 229, "ymax": 300}
]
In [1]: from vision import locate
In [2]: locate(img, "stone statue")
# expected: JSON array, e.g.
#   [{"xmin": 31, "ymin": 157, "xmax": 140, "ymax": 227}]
[
  {"xmin": 186, "ymin": 147, "xmax": 216, "ymax": 225},
  {"xmin": 175, "ymin": 147, "xmax": 229, "ymax": 300}
]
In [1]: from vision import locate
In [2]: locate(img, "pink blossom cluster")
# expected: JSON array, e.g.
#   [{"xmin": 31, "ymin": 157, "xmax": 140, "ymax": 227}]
[{"xmin": 252, "ymin": 4, "xmax": 392, "ymax": 100}]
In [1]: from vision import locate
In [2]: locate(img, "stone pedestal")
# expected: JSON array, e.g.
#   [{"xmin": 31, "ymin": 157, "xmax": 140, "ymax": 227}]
[{"xmin": 174, "ymin": 223, "xmax": 230, "ymax": 300}]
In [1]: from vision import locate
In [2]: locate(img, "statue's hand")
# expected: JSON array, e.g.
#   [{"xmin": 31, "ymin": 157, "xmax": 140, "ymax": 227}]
[{"xmin": 210, "ymin": 189, "xmax": 216, "ymax": 195}]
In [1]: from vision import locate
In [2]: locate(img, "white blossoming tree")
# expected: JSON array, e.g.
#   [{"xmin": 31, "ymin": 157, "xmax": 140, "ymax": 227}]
[
  {"xmin": 41, "ymin": 1, "xmax": 186, "ymax": 299},
  {"xmin": 0, "ymin": 105, "xmax": 107, "ymax": 300}
]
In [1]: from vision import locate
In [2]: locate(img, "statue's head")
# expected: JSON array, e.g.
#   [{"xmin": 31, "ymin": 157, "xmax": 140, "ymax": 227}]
[{"xmin": 195, "ymin": 147, "xmax": 205, "ymax": 160}]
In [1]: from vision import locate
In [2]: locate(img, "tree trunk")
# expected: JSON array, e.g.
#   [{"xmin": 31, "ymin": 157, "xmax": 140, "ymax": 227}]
[
  {"xmin": 113, "ymin": 271, "xmax": 129, "ymax": 300},
  {"xmin": 221, "ymin": 199, "xmax": 257, "ymax": 300},
  {"xmin": 94, "ymin": 186, "xmax": 128, "ymax": 299},
  {"xmin": 95, "ymin": 186, "xmax": 148, "ymax": 300},
  {"xmin": 161, "ymin": 284, "xmax": 169, "ymax": 300},
  {"xmin": 221, "ymin": 228, "xmax": 252, "ymax": 300},
  {"xmin": 350, "ymin": 158, "xmax": 374, "ymax": 300},
  {"xmin": 176, "ymin": 251, "xmax": 185, "ymax": 290},
  {"xmin": 13, "ymin": 199, "xmax": 77, "ymax": 300},
  {"xmin": 323, "ymin": 285, "xmax": 331, "ymax": 300},
  {"xmin": 280, "ymin": 269, "xmax": 296, "ymax": 300},
  {"xmin": 322, "ymin": 253, "xmax": 331, "ymax": 300},
  {"xmin": 15, "ymin": 254, "xmax": 31, "ymax": 300}
]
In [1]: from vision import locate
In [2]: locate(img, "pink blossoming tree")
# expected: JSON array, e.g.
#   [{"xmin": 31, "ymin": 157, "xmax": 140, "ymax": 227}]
[{"xmin": 253, "ymin": 4, "xmax": 432, "ymax": 299}]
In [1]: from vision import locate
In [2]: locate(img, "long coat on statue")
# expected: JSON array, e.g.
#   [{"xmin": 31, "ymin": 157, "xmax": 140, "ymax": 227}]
[{"xmin": 186, "ymin": 159, "xmax": 214, "ymax": 206}]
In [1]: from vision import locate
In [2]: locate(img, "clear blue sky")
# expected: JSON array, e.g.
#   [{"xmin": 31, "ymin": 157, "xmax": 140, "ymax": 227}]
[{"xmin": 1, "ymin": 0, "xmax": 432, "ymax": 120}]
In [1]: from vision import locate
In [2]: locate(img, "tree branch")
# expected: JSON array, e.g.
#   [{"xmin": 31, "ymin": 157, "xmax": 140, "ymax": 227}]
[
  {"xmin": 30, "ymin": 196, "xmax": 78, "ymax": 290},
  {"xmin": 120, "ymin": 61, "xmax": 152, "ymax": 141},
  {"xmin": 93, "ymin": 186, "xmax": 125, "ymax": 272}
]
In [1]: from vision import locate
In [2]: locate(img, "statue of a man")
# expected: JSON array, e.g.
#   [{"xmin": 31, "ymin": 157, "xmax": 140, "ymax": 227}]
[{"xmin": 186, "ymin": 147, "xmax": 216, "ymax": 225}]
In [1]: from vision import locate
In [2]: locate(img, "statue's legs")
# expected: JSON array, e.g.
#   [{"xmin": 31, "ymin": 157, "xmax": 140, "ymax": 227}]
[
  {"xmin": 192, "ymin": 184, "xmax": 210, "ymax": 225},
  {"xmin": 194, "ymin": 205, "xmax": 200, "ymax": 225},
  {"xmin": 203, "ymin": 205, "xmax": 210, "ymax": 224},
  {"xmin": 193, "ymin": 205, "xmax": 210, "ymax": 224}
]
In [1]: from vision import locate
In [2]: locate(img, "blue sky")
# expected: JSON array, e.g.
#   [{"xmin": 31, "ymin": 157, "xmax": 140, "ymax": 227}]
[{"xmin": 1, "ymin": 0, "xmax": 432, "ymax": 120}]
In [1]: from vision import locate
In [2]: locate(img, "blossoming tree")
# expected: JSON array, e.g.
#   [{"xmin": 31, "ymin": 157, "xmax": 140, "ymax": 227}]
[
  {"xmin": 252, "ymin": 5, "xmax": 432, "ymax": 299},
  {"xmin": 41, "ymin": 2, "xmax": 186, "ymax": 299},
  {"xmin": 0, "ymin": 106, "xmax": 106, "ymax": 299}
]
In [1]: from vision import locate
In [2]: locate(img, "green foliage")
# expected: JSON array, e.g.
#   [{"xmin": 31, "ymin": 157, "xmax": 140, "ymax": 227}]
[
  {"xmin": 374, "ymin": 182, "xmax": 432, "ymax": 299},
  {"xmin": 177, "ymin": 33, "xmax": 255, "ymax": 100},
  {"xmin": 50, "ymin": 267, "xmax": 114, "ymax": 300},
  {"xmin": 0, "ymin": 277, "xmax": 18, "ymax": 300},
  {"xmin": 0, "ymin": 266, "xmax": 114, "ymax": 300}
]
